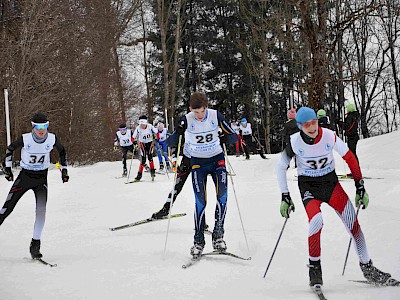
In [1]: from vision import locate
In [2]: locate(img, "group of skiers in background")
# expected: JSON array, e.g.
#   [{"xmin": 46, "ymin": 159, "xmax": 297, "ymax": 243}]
[{"xmin": 1, "ymin": 94, "xmax": 397, "ymax": 291}]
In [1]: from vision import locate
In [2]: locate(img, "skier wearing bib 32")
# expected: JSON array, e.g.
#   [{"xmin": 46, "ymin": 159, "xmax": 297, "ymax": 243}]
[
  {"xmin": 276, "ymin": 107, "xmax": 395, "ymax": 287},
  {"xmin": 167, "ymin": 92, "xmax": 237, "ymax": 258},
  {"xmin": 0, "ymin": 112, "xmax": 69, "ymax": 259},
  {"xmin": 114, "ymin": 123, "xmax": 135, "ymax": 177}
]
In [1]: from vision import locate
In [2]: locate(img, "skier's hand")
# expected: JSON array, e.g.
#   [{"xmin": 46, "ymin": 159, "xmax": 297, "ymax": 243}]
[
  {"xmin": 61, "ymin": 169, "xmax": 69, "ymax": 183},
  {"xmin": 355, "ymin": 180, "xmax": 369, "ymax": 209},
  {"xmin": 4, "ymin": 167, "xmax": 13, "ymax": 181},
  {"xmin": 280, "ymin": 192, "xmax": 295, "ymax": 218},
  {"xmin": 113, "ymin": 145, "xmax": 119, "ymax": 151}
]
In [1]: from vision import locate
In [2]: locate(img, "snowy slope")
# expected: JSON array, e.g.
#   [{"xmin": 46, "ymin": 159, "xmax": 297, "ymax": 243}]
[{"xmin": 1, "ymin": 131, "xmax": 399, "ymax": 300}]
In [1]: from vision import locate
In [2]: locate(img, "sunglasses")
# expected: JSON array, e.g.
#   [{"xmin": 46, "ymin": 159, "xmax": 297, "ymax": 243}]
[
  {"xmin": 119, "ymin": 127, "xmax": 127, "ymax": 132},
  {"xmin": 300, "ymin": 119, "xmax": 317, "ymax": 128},
  {"xmin": 32, "ymin": 122, "xmax": 49, "ymax": 130}
]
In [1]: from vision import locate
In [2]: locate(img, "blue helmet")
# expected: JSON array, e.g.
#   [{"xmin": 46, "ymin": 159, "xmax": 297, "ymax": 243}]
[
  {"xmin": 296, "ymin": 107, "xmax": 317, "ymax": 128},
  {"xmin": 241, "ymin": 118, "xmax": 247, "ymax": 123}
]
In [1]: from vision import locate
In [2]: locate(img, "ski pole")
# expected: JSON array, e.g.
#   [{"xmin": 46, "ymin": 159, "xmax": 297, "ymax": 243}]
[
  {"xmin": 126, "ymin": 149, "xmax": 135, "ymax": 183},
  {"xmin": 341, "ymin": 203, "xmax": 362, "ymax": 275},
  {"xmin": 223, "ymin": 143, "xmax": 251, "ymax": 256},
  {"xmin": 263, "ymin": 207, "xmax": 293, "ymax": 278},
  {"xmin": 163, "ymin": 135, "xmax": 182, "ymax": 256}
]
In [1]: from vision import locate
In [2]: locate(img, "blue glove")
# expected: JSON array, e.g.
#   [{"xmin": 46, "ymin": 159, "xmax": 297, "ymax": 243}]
[{"xmin": 280, "ymin": 193, "xmax": 295, "ymax": 218}]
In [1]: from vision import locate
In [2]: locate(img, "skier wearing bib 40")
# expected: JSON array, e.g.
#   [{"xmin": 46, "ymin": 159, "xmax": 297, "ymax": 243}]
[
  {"xmin": 114, "ymin": 123, "xmax": 135, "ymax": 176},
  {"xmin": 167, "ymin": 92, "xmax": 237, "ymax": 258},
  {"xmin": 132, "ymin": 116, "xmax": 158, "ymax": 181},
  {"xmin": 276, "ymin": 107, "xmax": 394, "ymax": 287},
  {"xmin": 0, "ymin": 112, "xmax": 69, "ymax": 259}
]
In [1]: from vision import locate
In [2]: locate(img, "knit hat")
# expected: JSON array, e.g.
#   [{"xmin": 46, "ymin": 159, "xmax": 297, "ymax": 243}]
[
  {"xmin": 317, "ymin": 109, "xmax": 326, "ymax": 118},
  {"xmin": 287, "ymin": 108, "xmax": 296, "ymax": 119},
  {"xmin": 346, "ymin": 103, "xmax": 356, "ymax": 113},
  {"xmin": 296, "ymin": 107, "xmax": 317, "ymax": 126},
  {"xmin": 31, "ymin": 112, "xmax": 48, "ymax": 123},
  {"xmin": 241, "ymin": 118, "xmax": 247, "ymax": 124}
]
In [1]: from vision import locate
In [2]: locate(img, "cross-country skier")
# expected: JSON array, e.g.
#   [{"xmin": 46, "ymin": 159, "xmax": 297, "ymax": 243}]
[
  {"xmin": 132, "ymin": 116, "xmax": 158, "ymax": 181},
  {"xmin": 316, "ymin": 109, "xmax": 333, "ymax": 130},
  {"xmin": 0, "ymin": 112, "xmax": 69, "ymax": 259},
  {"xmin": 167, "ymin": 92, "xmax": 237, "ymax": 258},
  {"xmin": 114, "ymin": 123, "xmax": 136, "ymax": 177},
  {"xmin": 239, "ymin": 118, "xmax": 253, "ymax": 159},
  {"xmin": 155, "ymin": 122, "xmax": 171, "ymax": 172},
  {"xmin": 276, "ymin": 107, "xmax": 394, "ymax": 287},
  {"xmin": 230, "ymin": 120, "xmax": 243, "ymax": 157}
]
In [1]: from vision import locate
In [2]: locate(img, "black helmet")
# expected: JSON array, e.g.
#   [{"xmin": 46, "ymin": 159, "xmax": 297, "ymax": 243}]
[{"xmin": 31, "ymin": 112, "xmax": 48, "ymax": 123}]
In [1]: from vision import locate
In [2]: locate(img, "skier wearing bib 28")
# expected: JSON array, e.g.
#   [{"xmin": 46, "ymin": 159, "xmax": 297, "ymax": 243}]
[
  {"xmin": 114, "ymin": 123, "xmax": 135, "ymax": 177},
  {"xmin": 167, "ymin": 92, "xmax": 237, "ymax": 258},
  {"xmin": 276, "ymin": 107, "xmax": 395, "ymax": 287},
  {"xmin": 132, "ymin": 116, "xmax": 158, "ymax": 181},
  {"xmin": 0, "ymin": 112, "xmax": 69, "ymax": 259}
]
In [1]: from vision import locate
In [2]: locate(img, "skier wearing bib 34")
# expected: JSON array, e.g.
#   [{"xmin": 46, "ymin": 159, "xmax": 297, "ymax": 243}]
[
  {"xmin": 167, "ymin": 92, "xmax": 237, "ymax": 258},
  {"xmin": 0, "ymin": 112, "xmax": 69, "ymax": 259},
  {"xmin": 276, "ymin": 107, "xmax": 395, "ymax": 287}
]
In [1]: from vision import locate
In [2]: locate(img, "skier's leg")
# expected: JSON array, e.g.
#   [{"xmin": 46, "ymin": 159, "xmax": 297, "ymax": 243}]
[
  {"xmin": 329, "ymin": 183, "xmax": 370, "ymax": 264},
  {"xmin": 0, "ymin": 175, "xmax": 29, "ymax": 226},
  {"xmin": 32, "ymin": 182, "xmax": 48, "ymax": 240}
]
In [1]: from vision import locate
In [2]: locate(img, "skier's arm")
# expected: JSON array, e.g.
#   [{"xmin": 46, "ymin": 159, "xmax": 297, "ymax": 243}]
[
  {"xmin": 3, "ymin": 136, "xmax": 24, "ymax": 168},
  {"xmin": 54, "ymin": 136, "xmax": 68, "ymax": 169},
  {"xmin": 217, "ymin": 111, "xmax": 238, "ymax": 144},
  {"xmin": 167, "ymin": 116, "xmax": 187, "ymax": 147},
  {"xmin": 333, "ymin": 134, "xmax": 362, "ymax": 181},
  {"xmin": 114, "ymin": 133, "xmax": 119, "ymax": 146},
  {"xmin": 276, "ymin": 143, "xmax": 295, "ymax": 194}
]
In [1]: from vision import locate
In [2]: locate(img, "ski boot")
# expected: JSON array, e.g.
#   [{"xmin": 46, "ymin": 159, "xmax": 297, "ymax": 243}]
[
  {"xmin": 360, "ymin": 260, "xmax": 392, "ymax": 284},
  {"xmin": 150, "ymin": 169, "xmax": 156, "ymax": 181},
  {"xmin": 166, "ymin": 165, "xmax": 172, "ymax": 173},
  {"xmin": 134, "ymin": 172, "xmax": 142, "ymax": 182},
  {"xmin": 190, "ymin": 241, "xmax": 205, "ymax": 259},
  {"xmin": 30, "ymin": 238, "xmax": 43, "ymax": 259},
  {"xmin": 152, "ymin": 202, "xmax": 170, "ymax": 219},
  {"xmin": 308, "ymin": 260, "xmax": 323, "ymax": 286},
  {"xmin": 212, "ymin": 233, "xmax": 227, "ymax": 252},
  {"xmin": 159, "ymin": 163, "xmax": 164, "ymax": 171},
  {"xmin": 122, "ymin": 168, "xmax": 127, "ymax": 177}
]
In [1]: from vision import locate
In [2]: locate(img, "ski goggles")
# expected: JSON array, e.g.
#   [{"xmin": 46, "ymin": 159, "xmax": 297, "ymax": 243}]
[
  {"xmin": 31, "ymin": 121, "xmax": 49, "ymax": 130},
  {"xmin": 299, "ymin": 119, "xmax": 317, "ymax": 129},
  {"xmin": 119, "ymin": 127, "xmax": 127, "ymax": 132}
]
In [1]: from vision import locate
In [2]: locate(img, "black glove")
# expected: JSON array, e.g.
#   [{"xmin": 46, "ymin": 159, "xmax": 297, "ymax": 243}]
[
  {"xmin": 61, "ymin": 169, "xmax": 69, "ymax": 183},
  {"xmin": 219, "ymin": 132, "xmax": 227, "ymax": 144},
  {"xmin": 4, "ymin": 167, "xmax": 13, "ymax": 181},
  {"xmin": 355, "ymin": 180, "xmax": 369, "ymax": 209}
]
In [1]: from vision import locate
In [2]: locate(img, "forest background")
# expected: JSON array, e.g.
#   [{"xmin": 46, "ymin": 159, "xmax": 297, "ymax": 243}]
[{"xmin": 1, "ymin": 0, "xmax": 399, "ymax": 164}]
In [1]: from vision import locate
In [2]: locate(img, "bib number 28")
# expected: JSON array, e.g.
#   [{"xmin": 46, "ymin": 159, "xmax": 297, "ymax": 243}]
[{"xmin": 196, "ymin": 134, "xmax": 213, "ymax": 143}]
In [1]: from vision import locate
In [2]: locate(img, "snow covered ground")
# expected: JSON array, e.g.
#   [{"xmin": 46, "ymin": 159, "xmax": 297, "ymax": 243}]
[{"xmin": 1, "ymin": 131, "xmax": 399, "ymax": 300}]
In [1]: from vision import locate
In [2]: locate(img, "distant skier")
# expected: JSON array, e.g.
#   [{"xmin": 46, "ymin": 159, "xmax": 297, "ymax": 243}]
[
  {"xmin": 239, "ymin": 118, "xmax": 253, "ymax": 159},
  {"xmin": 276, "ymin": 107, "xmax": 395, "ymax": 287},
  {"xmin": 316, "ymin": 109, "xmax": 332, "ymax": 130},
  {"xmin": 282, "ymin": 108, "xmax": 299, "ymax": 148},
  {"xmin": 0, "ymin": 112, "xmax": 69, "ymax": 259},
  {"xmin": 132, "ymin": 116, "xmax": 158, "ymax": 181},
  {"xmin": 343, "ymin": 103, "xmax": 360, "ymax": 162},
  {"xmin": 167, "ymin": 92, "xmax": 237, "ymax": 258},
  {"xmin": 114, "ymin": 123, "xmax": 135, "ymax": 177},
  {"xmin": 230, "ymin": 120, "xmax": 243, "ymax": 157},
  {"xmin": 154, "ymin": 122, "xmax": 171, "ymax": 172}
]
